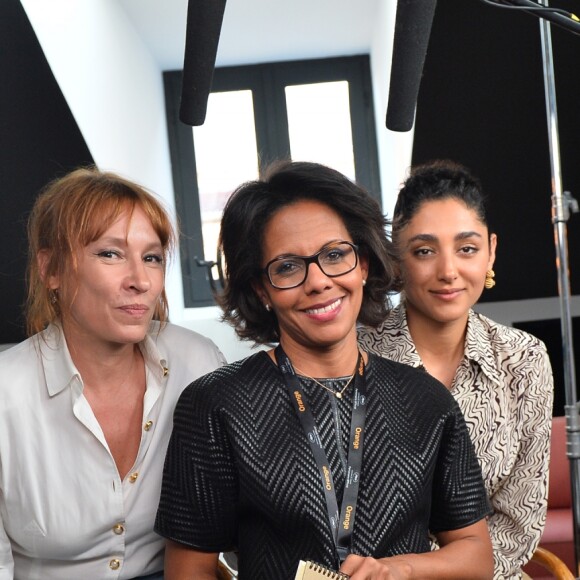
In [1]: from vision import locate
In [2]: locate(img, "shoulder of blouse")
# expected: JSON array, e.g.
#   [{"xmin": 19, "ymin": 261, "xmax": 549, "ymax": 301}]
[
  {"xmin": 147, "ymin": 321, "xmax": 227, "ymax": 364},
  {"xmin": 467, "ymin": 310, "xmax": 553, "ymax": 399},
  {"xmin": 469, "ymin": 310, "xmax": 550, "ymax": 357},
  {"xmin": 0, "ymin": 324, "xmax": 78, "ymax": 397},
  {"xmin": 357, "ymin": 304, "xmax": 408, "ymax": 354}
]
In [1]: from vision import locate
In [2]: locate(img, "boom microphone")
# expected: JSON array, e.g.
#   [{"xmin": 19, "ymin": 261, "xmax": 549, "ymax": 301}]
[
  {"xmin": 386, "ymin": 0, "xmax": 438, "ymax": 132},
  {"xmin": 179, "ymin": 0, "xmax": 227, "ymax": 126}
]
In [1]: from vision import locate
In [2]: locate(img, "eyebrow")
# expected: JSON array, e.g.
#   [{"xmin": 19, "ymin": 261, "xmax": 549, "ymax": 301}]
[
  {"xmin": 406, "ymin": 231, "xmax": 483, "ymax": 244},
  {"xmin": 92, "ymin": 236, "xmax": 163, "ymax": 250},
  {"xmin": 273, "ymin": 239, "xmax": 347, "ymax": 260},
  {"xmin": 93, "ymin": 236, "xmax": 127, "ymax": 246}
]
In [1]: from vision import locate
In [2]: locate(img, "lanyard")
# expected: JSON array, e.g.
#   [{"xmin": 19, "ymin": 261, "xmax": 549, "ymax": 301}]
[{"xmin": 275, "ymin": 346, "xmax": 368, "ymax": 564}]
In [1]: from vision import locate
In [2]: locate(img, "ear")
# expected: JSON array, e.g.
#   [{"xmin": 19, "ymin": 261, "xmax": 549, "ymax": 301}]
[
  {"xmin": 37, "ymin": 250, "xmax": 59, "ymax": 289},
  {"xmin": 251, "ymin": 279, "xmax": 271, "ymax": 309},
  {"xmin": 359, "ymin": 253, "xmax": 369, "ymax": 283},
  {"xmin": 488, "ymin": 233, "xmax": 497, "ymax": 270},
  {"xmin": 392, "ymin": 261, "xmax": 403, "ymax": 280}
]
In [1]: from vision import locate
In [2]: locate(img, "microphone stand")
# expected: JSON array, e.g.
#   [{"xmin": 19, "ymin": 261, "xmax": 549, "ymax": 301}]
[{"xmin": 536, "ymin": 0, "xmax": 580, "ymax": 575}]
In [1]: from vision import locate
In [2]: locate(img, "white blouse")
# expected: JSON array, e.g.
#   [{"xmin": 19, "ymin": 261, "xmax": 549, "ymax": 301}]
[
  {"xmin": 358, "ymin": 305, "xmax": 554, "ymax": 580},
  {"xmin": 0, "ymin": 322, "xmax": 226, "ymax": 580}
]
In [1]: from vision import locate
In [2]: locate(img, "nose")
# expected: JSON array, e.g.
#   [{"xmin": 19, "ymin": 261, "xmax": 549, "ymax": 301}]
[
  {"xmin": 303, "ymin": 261, "xmax": 332, "ymax": 292},
  {"xmin": 126, "ymin": 258, "xmax": 152, "ymax": 293},
  {"xmin": 437, "ymin": 252, "xmax": 458, "ymax": 282}
]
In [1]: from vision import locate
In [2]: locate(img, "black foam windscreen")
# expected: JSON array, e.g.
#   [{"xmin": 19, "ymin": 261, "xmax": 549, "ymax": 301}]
[
  {"xmin": 179, "ymin": 0, "xmax": 227, "ymax": 126},
  {"xmin": 386, "ymin": 0, "xmax": 437, "ymax": 132}
]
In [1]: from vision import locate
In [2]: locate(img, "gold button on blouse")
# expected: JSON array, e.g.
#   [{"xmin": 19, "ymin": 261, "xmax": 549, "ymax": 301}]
[
  {"xmin": 113, "ymin": 523, "xmax": 125, "ymax": 535},
  {"xmin": 109, "ymin": 558, "xmax": 121, "ymax": 570},
  {"xmin": 144, "ymin": 420, "xmax": 153, "ymax": 431},
  {"xmin": 129, "ymin": 472, "xmax": 139, "ymax": 483}
]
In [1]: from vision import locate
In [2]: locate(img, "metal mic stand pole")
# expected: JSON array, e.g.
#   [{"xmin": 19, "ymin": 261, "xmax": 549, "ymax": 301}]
[{"xmin": 538, "ymin": 1, "xmax": 580, "ymax": 575}]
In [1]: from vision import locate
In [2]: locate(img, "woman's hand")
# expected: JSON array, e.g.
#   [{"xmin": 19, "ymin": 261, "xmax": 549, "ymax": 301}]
[
  {"xmin": 339, "ymin": 520, "xmax": 493, "ymax": 580},
  {"xmin": 340, "ymin": 554, "xmax": 412, "ymax": 579}
]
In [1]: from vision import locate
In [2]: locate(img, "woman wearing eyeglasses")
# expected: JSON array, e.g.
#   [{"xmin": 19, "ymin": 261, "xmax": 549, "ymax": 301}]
[{"xmin": 155, "ymin": 161, "xmax": 494, "ymax": 580}]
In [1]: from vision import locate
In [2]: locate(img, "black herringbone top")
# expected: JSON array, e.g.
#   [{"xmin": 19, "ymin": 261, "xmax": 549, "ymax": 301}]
[{"xmin": 155, "ymin": 352, "xmax": 490, "ymax": 579}]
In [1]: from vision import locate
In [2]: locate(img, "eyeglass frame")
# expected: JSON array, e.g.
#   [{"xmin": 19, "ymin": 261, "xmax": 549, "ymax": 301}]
[{"xmin": 262, "ymin": 241, "xmax": 360, "ymax": 290}]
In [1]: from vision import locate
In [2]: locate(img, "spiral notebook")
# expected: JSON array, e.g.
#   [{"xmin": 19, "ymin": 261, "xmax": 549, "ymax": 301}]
[{"xmin": 294, "ymin": 560, "xmax": 350, "ymax": 579}]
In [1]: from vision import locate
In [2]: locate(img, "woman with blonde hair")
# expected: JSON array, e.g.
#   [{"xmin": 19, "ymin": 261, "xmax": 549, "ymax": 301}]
[{"xmin": 0, "ymin": 167, "xmax": 225, "ymax": 580}]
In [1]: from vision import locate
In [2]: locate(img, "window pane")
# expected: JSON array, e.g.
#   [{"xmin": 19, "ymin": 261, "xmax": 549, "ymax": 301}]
[
  {"xmin": 193, "ymin": 90, "xmax": 259, "ymax": 265},
  {"xmin": 285, "ymin": 81, "xmax": 355, "ymax": 180}
]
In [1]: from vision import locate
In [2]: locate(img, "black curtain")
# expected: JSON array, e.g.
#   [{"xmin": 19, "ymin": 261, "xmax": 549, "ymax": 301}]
[{"xmin": 412, "ymin": 0, "xmax": 580, "ymax": 304}]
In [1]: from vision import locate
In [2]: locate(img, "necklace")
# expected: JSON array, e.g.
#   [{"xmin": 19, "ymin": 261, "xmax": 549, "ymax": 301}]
[{"xmin": 293, "ymin": 354, "xmax": 359, "ymax": 399}]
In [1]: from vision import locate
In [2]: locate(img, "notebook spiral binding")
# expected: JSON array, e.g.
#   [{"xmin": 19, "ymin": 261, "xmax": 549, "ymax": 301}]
[{"xmin": 294, "ymin": 559, "xmax": 350, "ymax": 579}]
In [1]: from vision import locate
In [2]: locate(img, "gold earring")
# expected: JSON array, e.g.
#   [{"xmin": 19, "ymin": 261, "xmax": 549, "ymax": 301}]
[{"xmin": 485, "ymin": 269, "xmax": 496, "ymax": 289}]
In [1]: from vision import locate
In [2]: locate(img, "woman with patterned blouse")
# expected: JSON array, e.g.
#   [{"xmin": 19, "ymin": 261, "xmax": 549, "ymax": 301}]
[{"xmin": 358, "ymin": 160, "xmax": 554, "ymax": 580}]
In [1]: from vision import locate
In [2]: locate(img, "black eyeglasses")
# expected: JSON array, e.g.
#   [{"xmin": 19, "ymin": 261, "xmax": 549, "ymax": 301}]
[{"xmin": 263, "ymin": 241, "xmax": 359, "ymax": 289}]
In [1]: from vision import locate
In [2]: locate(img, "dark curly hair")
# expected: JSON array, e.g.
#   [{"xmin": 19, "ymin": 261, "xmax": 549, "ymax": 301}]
[
  {"xmin": 217, "ymin": 160, "xmax": 397, "ymax": 345},
  {"xmin": 394, "ymin": 159, "xmax": 491, "ymax": 232}
]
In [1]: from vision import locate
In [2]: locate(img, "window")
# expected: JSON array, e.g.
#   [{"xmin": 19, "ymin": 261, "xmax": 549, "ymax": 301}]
[{"xmin": 164, "ymin": 55, "xmax": 380, "ymax": 307}]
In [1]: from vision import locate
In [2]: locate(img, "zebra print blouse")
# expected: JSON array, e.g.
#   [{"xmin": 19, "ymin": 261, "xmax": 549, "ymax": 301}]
[{"xmin": 358, "ymin": 304, "xmax": 554, "ymax": 580}]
